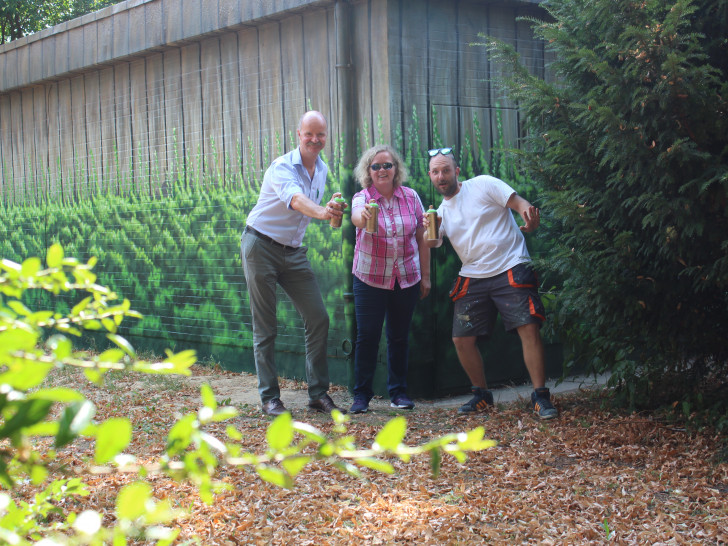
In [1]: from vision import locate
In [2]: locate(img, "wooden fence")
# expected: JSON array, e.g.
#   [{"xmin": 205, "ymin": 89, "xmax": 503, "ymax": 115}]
[{"xmin": 0, "ymin": 0, "xmax": 550, "ymax": 203}]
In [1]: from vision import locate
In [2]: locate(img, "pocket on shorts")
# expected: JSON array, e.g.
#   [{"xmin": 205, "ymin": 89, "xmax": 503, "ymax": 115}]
[
  {"xmin": 449, "ymin": 276, "xmax": 470, "ymax": 302},
  {"xmin": 507, "ymin": 263, "xmax": 538, "ymax": 289}
]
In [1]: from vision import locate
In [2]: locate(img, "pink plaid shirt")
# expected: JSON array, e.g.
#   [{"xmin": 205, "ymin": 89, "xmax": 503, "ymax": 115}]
[{"xmin": 352, "ymin": 185, "xmax": 425, "ymax": 290}]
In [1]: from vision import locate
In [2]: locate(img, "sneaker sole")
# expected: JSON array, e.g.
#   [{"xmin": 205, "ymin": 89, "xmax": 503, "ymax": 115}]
[{"xmin": 390, "ymin": 403, "xmax": 414, "ymax": 409}]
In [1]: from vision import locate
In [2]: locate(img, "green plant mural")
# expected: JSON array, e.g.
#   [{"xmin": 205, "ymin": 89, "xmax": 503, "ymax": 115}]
[{"xmin": 0, "ymin": 109, "xmax": 561, "ymax": 397}]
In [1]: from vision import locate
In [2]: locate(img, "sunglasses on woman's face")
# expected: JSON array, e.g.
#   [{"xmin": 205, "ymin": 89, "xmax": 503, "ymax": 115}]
[
  {"xmin": 370, "ymin": 162, "xmax": 394, "ymax": 171},
  {"xmin": 428, "ymin": 147, "xmax": 453, "ymax": 157}
]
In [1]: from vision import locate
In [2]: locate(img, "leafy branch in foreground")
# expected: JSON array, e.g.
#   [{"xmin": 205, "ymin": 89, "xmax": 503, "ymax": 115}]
[{"xmin": 0, "ymin": 245, "xmax": 495, "ymax": 544}]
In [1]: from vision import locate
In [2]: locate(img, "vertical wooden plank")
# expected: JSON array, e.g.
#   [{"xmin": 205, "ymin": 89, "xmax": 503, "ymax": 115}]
[
  {"xmin": 57, "ymin": 80, "xmax": 75, "ymax": 203},
  {"xmin": 487, "ymin": 5, "xmax": 517, "ymax": 109},
  {"xmin": 70, "ymin": 75, "xmax": 89, "ymax": 199},
  {"xmin": 21, "ymin": 89, "xmax": 38, "ymax": 202},
  {"xmin": 487, "ymin": 5, "xmax": 519, "ymax": 151},
  {"xmin": 459, "ymin": 3, "xmax": 490, "ymax": 108},
  {"xmin": 237, "ymin": 27, "xmax": 262, "ymax": 183},
  {"xmin": 145, "ymin": 53, "xmax": 167, "ymax": 193},
  {"xmin": 45, "ymin": 84, "xmax": 62, "ymax": 203},
  {"xmin": 85, "ymin": 73, "xmax": 103, "ymax": 196},
  {"xmin": 163, "ymin": 49, "xmax": 184, "ymax": 187},
  {"xmin": 457, "ymin": 2, "xmax": 492, "ymax": 170},
  {"xmin": 370, "ymin": 0, "xmax": 390, "ymax": 145},
  {"xmin": 128, "ymin": 4, "xmax": 146, "ymax": 55},
  {"xmin": 396, "ymin": 0, "xmax": 428, "ymax": 164},
  {"xmin": 83, "ymin": 22, "xmax": 99, "ymax": 68},
  {"xmin": 113, "ymin": 11, "xmax": 131, "ymax": 59},
  {"xmin": 99, "ymin": 67, "xmax": 117, "ymax": 195},
  {"xmin": 182, "ymin": 0, "xmax": 203, "ymax": 40},
  {"xmin": 459, "ymin": 105, "xmax": 492, "ymax": 173},
  {"xmin": 302, "ymin": 9, "xmax": 333, "ymax": 142},
  {"xmin": 53, "ymin": 31, "xmax": 69, "ymax": 77},
  {"xmin": 220, "ymin": 32, "xmax": 242, "ymax": 184},
  {"xmin": 32, "ymin": 86, "xmax": 49, "ymax": 200},
  {"xmin": 219, "ymin": 0, "xmax": 241, "ymax": 29},
  {"xmin": 180, "ymin": 42, "xmax": 203, "ymax": 186},
  {"xmin": 200, "ymin": 0, "xmax": 220, "ymax": 35},
  {"xmin": 351, "ymin": 0, "xmax": 373, "ymax": 152},
  {"xmin": 279, "ymin": 16, "xmax": 305, "ymax": 151},
  {"xmin": 130, "ymin": 58, "xmax": 150, "ymax": 195},
  {"xmin": 97, "ymin": 16, "xmax": 114, "ymax": 64},
  {"xmin": 114, "ymin": 63, "xmax": 133, "ymax": 194},
  {"xmin": 516, "ymin": 6, "xmax": 544, "ymax": 79},
  {"xmin": 0, "ymin": 95, "xmax": 16, "ymax": 204},
  {"xmin": 428, "ymin": 1, "xmax": 458, "ymax": 149},
  {"xmin": 200, "ymin": 37, "xmax": 224, "ymax": 187},
  {"xmin": 10, "ymin": 93, "xmax": 27, "ymax": 201},
  {"xmin": 257, "ymin": 22, "xmax": 284, "ymax": 165}
]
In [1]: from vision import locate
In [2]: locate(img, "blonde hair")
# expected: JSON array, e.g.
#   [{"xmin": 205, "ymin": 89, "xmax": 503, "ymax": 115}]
[{"xmin": 354, "ymin": 145, "xmax": 409, "ymax": 189}]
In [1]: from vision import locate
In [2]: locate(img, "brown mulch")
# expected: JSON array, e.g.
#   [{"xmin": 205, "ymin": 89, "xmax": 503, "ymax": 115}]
[{"xmin": 20, "ymin": 365, "xmax": 728, "ymax": 544}]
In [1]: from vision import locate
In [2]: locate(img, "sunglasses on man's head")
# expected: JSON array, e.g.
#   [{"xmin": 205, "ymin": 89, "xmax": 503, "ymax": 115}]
[
  {"xmin": 428, "ymin": 147, "xmax": 453, "ymax": 157},
  {"xmin": 370, "ymin": 162, "xmax": 394, "ymax": 171}
]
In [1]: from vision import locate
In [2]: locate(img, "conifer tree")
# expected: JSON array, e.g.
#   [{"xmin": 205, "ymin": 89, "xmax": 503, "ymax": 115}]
[{"xmin": 487, "ymin": 0, "xmax": 728, "ymax": 411}]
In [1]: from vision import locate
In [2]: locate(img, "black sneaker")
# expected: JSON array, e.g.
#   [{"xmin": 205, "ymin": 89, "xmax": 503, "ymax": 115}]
[
  {"xmin": 390, "ymin": 394, "xmax": 415, "ymax": 410},
  {"xmin": 531, "ymin": 388, "xmax": 558, "ymax": 420},
  {"xmin": 350, "ymin": 396, "xmax": 369, "ymax": 414},
  {"xmin": 458, "ymin": 387, "xmax": 494, "ymax": 414}
]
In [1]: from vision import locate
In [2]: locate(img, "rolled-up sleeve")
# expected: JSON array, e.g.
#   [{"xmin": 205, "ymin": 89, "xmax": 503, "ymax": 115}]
[{"xmin": 267, "ymin": 161, "xmax": 306, "ymax": 208}]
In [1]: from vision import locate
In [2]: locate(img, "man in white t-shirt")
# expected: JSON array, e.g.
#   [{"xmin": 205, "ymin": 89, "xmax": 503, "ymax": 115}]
[{"xmin": 423, "ymin": 148, "xmax": 558, "ymax": 419}]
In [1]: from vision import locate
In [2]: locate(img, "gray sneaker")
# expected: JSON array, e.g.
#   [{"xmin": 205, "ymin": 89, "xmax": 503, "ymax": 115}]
[
  {"xmin": 531, "ymin": 388, "xmax": 558, "ymax": 420},
  {"xmin": 458, "ymin": 387, "xmax": 494, "ymax": 414}
]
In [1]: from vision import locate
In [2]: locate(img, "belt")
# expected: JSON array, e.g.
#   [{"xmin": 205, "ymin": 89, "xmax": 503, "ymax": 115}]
[{"xmin": 245, "ymin": 225, "xmax": 297, "ymax": 251}]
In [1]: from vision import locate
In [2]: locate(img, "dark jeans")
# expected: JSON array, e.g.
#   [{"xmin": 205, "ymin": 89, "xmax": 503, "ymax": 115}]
[{"xmin": 353, "ymin": 276, "xmax": 421, "ymax": 401}]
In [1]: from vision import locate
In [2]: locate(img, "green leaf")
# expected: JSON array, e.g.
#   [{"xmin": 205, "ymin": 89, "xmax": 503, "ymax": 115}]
[
  {"xmin": 373, "ymin": 416, "xmax": 407, "ymax": 451},
  {"xmin": 98, "ymin": 348, "xmax": 125, "ymax": 363},
  {"xmin": 106, "ymin": 334, "xmax": 136, "ymax": 357},
  {"xmin": 292, "ymin": 422, "xmax": 327, "ymax": 444},
  {"xmin": 281, "ymin": 455, "xmax": 311, "ymax": 477},
  {"xmin": 46, "ymin": 335, "xmax": 72, "ymax": 359},
  {"xmin": 200, "ymin": 383, "xmax": 217, "ymax": 409},
  {"xmin": 7, "ymin": 300, "xmax": 31, "ymax": 316},
  {"xmin": 20, "ymin": 257, "xmax": 41, "ymax": 277},
  {"xmin": 95, "ymin": 418, "xmax": 132, "ymax": 464},
  {"xmin": 56, "ymin": 401, "xmax": 96, "ymax": 448},
  {"xmin": 0, "ymin": 361, "xmax": 54, "ymax": 390},
  {"xmin": 29, "ymin": 387, "xmax": 85, "ymax": 403},
  {"xmin": 354, "ymin": 457, "xmax": 395, "ymax": 474},
  {"xmin": 166, "ymin": 414, "xmax": 196, "ymax": 455},
  {"xmin": 430, "ymin": 448, "xmax": 442, "ymax": 478},
  {"xmin": 256, "ymin": 465, "xmax": 293, "ymax": 488},
  {"xmin": 71, "ymin": 296, "xmax": 92, "ymax": 317},
  {"xmin": 116, "ymin": 482, "xmax": 152, "ymax": 520},
  {"xmin": 46, "ymin": 244, "xmax": 64, "ymax": 268},
  {"xmin": 211, "ymin": 406, "xmax": 238, "ymax": 422},
  {"xmin": 266, "ymin": 412, "xmax": 294, "ymax": 452},
  {"xmin": 0, "ymin": 329, "xmax": 38, "ymax": 356},
  {"xmin": 0, "ymin": 399, "xmax": 53, "ymax": 439}
]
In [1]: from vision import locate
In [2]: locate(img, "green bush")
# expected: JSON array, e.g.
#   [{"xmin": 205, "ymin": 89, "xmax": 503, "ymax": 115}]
[{"xmin": 483, "ymin": 0, "xmax": 728, "ymax": 419}]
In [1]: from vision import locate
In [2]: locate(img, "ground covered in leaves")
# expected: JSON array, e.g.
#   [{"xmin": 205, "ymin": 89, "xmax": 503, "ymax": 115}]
[{"xmin": 25, "ymin": 366, "xmax": 728, "ymax": 544}]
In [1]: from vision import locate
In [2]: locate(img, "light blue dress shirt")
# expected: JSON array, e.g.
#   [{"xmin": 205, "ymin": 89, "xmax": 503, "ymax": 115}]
[{"xmin": 245, "ymin": 147, "xmax": 328, "ymax": 247}]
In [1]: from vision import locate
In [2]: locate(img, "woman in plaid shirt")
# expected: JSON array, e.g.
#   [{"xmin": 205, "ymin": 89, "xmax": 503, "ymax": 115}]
[{"xmin": 348, "ymin": 145, "xmax": 431, "ymax": 414}]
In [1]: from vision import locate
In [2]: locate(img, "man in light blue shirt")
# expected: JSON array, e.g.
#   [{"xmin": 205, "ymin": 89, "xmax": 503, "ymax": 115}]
[{"xmin": 241, "ymin": 111, "xmax": 346, "ymax": 417}]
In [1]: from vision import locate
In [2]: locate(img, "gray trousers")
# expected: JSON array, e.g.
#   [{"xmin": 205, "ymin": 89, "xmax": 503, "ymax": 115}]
[{"xmin": 241, "ymin": 231, "xmax": 330, "ymax": 404}]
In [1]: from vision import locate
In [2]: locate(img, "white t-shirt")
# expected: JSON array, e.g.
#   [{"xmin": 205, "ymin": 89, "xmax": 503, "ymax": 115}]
[{"xmin": 437, "ymin": 175, "xmax": 531, "ymax": 278}]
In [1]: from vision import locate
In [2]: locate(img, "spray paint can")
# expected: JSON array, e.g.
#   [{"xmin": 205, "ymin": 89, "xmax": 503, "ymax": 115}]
[
  {"xmin": 365, "ymin": 199, "xmax": 379, "ymax": 234},
  {"xmin": 329, "ymin": 196, "xmax": 346, "ymax": 228},
  {"xmin": 426, "ymin": 205, "xmax": 439, "ymax": 240}
]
